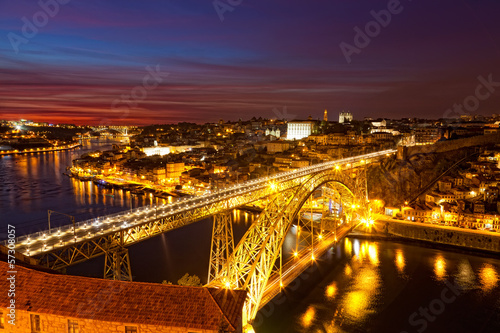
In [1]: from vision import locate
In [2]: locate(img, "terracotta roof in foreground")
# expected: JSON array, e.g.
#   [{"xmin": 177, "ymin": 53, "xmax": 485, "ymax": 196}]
[{"xmin": 0, "ymin": 261, "xmax": 246, "ymax": 331}]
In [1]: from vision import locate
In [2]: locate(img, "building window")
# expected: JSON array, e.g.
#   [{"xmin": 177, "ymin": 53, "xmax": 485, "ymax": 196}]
[
  {"xmin": 125, "ymin": 326, "xmax": 138, "ymax": 333},
  {"xmin": 30, "ymin": 314, "xmax": 41, "ymax": 332},
  {"xmin": 68, "ymin": 320, "xmax": 79, "ymax": 333}
]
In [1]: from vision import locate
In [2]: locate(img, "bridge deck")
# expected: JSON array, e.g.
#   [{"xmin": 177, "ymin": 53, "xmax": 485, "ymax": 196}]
[{"xmin": 5, "ymin": 149, "xmax": 395, "ymax": 268}]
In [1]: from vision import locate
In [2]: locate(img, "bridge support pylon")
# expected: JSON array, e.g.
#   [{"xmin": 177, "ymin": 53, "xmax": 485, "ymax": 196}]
[
  {"xmin": 207, "ymin": 211, "xmax": 234, "ymax": 284},
  {"xmin": 104, "ymin": 245, "xmax": 133, "ymax": 281}
]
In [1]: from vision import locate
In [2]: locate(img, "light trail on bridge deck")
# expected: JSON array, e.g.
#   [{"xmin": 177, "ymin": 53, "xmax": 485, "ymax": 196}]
[{"xmin": 259, "ymin": 225, "xmax": 351, "ymax": 309}]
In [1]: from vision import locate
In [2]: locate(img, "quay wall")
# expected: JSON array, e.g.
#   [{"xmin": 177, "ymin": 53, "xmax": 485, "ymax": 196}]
[{"xmin": 381, "ymin": 219, "xmax": 500, "ymax": 253}]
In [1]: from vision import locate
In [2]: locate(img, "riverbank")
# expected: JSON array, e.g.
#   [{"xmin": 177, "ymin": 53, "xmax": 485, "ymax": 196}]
[
  {"xmin": 0, "ymin": 143, "xmax": 81, "ymax": 156},
  {"xmin": 350, "ymin": 217, "xmax": 500, "ymax": 257}
]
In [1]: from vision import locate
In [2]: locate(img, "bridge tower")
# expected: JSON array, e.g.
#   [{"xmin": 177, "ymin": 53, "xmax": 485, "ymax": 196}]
[
  {"xmin": 103, "ymin": 234, "xmax": 133, "ymax": 281},
  {"xmin": 207, "ymin": 211, "xmax": 235, "ymax": 284},
  {"xmin": 104, "ymin": 246, "xmax": 133, "ymax": 281}
]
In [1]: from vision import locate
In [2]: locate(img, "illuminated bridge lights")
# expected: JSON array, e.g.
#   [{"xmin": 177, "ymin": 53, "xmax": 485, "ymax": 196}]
[{"xmin": 7, "ymin": 149, "xmax": 395, "ymax": 279}]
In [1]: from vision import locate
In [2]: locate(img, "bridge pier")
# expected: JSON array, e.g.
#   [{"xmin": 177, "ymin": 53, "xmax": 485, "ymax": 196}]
[
  {"xmin": 207, "ymin": 211, "xmax": 234, "ymax": 284},
  {"xmin": 103, "ymin": 245, "xmax": 133, "ymax": 281}
]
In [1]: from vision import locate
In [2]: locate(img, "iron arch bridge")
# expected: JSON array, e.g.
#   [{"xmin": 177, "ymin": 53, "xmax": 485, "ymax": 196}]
[
  {"xmin": 5, "ymin": 149, "xmax": 395, "ymax": 312},
  {"xmin": 206, "ymin": 164, "xmax": 370, "ymax": 326}
]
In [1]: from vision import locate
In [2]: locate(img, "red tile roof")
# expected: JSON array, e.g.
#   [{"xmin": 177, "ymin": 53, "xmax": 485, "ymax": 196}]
[{"xmin": 0, "ymin": 261, "xmax": 246, "ymax": 331}]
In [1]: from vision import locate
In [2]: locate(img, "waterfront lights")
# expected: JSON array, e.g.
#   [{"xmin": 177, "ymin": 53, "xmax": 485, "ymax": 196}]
[
  {"xmin": 362, "ymin": 218, "xmax": 374, "ymax": 227},
  {"xmin": 335, "ymin": 165, "xmax": 340, "ymax": 170}
]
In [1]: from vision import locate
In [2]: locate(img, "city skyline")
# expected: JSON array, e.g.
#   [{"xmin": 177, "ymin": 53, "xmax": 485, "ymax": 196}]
[{"xmin": 1, "ymin": 0, "xmax": 500, "ymax": 125}]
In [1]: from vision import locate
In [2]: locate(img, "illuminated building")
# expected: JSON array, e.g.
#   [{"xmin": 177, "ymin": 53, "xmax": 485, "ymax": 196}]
[
  {"xmin": 339, "ymin": 111, "xmax": 353, "ymax": 123},
  {"xmin": 142, "ymin": 146, "xmax": 171, "ymax": 156},
  {"xmin": 287, "ymin": 121, "xmax": 316, "ymax": 140}
]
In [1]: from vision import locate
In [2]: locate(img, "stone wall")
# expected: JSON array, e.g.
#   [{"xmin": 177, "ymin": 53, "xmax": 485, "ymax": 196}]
[
  {"xmin": 382, "ymin": 220, "xmax": 500, "ymax": 253},
  {"xmin": 0, "ymin": 309, "xmax": 217, "ymax": 333},
  {"xmin": 398, "ymin": 133, "xmax": 500, "ymax": 159}
]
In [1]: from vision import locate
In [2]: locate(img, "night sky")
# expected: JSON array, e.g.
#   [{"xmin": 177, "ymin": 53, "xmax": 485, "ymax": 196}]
[{"xmin": 1, "ymin": 0, "xmax": 500, "ymax": 125}]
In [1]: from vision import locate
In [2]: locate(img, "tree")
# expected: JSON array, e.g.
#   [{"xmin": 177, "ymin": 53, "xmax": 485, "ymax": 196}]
[{"xmin": 177, "ymin": 273, "xmax": 202, "ymax": 287}]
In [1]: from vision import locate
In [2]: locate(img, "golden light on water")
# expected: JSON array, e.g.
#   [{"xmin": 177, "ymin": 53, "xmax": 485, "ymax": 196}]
[
  {"xmin": 325, "ymin": 282, "xmax": 337, "ymax": 299},
  {"xmin": 341, "ymin": 267, "xmax": 381, "ymax": 322},
  {"xmin": 344, "ymin": 264, "xmax": 352, "ymax": 276},
  {"xmin": 344, "ymin": 291, "xmax": 369, "ymax": 316},
  {"xmin": 479, "ymin": 264, "xmax": 499, "ymax": 292},
  {"xmin": 367, "ymin": 244, "xmax": 379, "ymax": 265},
  {"xmin": 395, "ymin": 249, "xmax": 405, "ymax": 273},
  {"xmin": 301, "ymin": 306, "xmax": 316, "ymax": 328},
  {"xmin": 434, "ymin": 255, "xmax": 446, "ymax": 281},
  {"xmin": 344, "ymin": 238, "xmax": 352, "ymax": 254}
]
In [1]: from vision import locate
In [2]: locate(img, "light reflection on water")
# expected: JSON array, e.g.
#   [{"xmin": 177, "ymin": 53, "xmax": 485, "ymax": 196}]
[
  {"xmin": 433, "ymin": 254, "xmax": 447, "ymax": 281},
  {"xmin": 479, "ymin": 264, "xmax": 499, "ymax": 292},
  {"xmin": 455, "ymin": 259, "xmax": 476, "ymax": 290},
  {"xmin": 285, "ymin": 239, "xmax": 500, "ymax": 333},
  {"xmin": 300, "ymin": 306, "xmax": 315, "ymax": 328},
  {"xmin": 297, "ymin": 239, "xmax": 382, "ymax": 332},
  {"xmin": 325, "ymin": 282, "xmax": 337, "ymax": 300},
  {"xmin": 395, "ymin": 248, "xmax": 405, "ymax": 274}
]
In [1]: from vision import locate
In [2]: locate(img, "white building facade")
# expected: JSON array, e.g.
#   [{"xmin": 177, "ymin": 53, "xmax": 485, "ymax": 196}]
[{"xmin": 287, "ymin": 121, "xmax": 315, "ymax": 140}]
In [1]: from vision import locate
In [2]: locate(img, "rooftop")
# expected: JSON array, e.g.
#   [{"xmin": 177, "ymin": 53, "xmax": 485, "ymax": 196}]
[{"xmin": 0, "ymin": 261, "xmax": 246, "ymax": 331}]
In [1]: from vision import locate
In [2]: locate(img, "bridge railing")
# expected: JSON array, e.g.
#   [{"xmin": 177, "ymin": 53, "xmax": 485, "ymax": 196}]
[{"xmin": 3, "ymin": 149, "xmax": 396, "ymax": 246}]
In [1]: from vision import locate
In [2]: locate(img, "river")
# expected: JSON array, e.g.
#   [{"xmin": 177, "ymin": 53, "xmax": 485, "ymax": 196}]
[{"xmin": 1, "ymin": 139, "xmax": 499, "ymax": 333}]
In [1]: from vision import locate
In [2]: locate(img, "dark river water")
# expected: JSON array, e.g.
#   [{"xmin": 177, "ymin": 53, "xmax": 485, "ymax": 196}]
[{"xmin": 1, "ymin": 140, "xmax": 499, "ymax": 333}]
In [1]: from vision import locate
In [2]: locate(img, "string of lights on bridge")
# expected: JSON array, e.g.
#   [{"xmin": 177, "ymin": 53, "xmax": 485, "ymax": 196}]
[{"xmin": 6, "ymin": 149, "xmax": 396, "ymax": 258}]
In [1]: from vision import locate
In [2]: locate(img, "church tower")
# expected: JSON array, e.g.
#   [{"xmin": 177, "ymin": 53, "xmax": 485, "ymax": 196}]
[{"xmin": 323, "ymin": 109, "xmax": 328, "ymax": 122}]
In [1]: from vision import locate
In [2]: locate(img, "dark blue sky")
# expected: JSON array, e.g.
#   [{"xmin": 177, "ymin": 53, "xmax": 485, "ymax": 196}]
[{"xmin": 1, "ymin": 0, "xmax": 499, "ymax": 124}]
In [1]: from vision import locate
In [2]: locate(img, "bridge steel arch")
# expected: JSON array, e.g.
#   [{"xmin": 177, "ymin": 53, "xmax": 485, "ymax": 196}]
[{"xmin": 208, "ymin": 167, "xmax": 367, "ymax": 326}]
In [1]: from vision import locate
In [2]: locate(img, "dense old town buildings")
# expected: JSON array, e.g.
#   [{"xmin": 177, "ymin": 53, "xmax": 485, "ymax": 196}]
[{"xmin": 0, "ymin": 260, "xmax": 246, "ymax": 333}]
